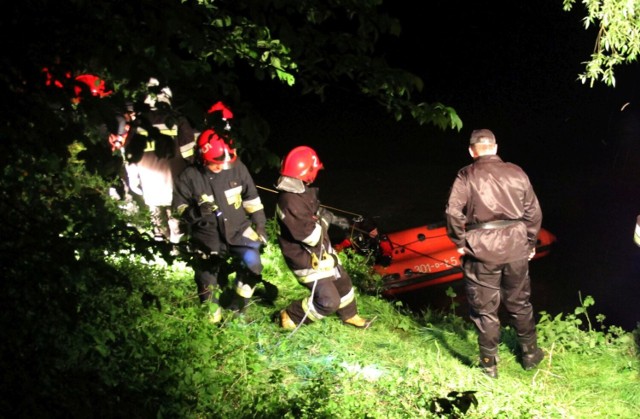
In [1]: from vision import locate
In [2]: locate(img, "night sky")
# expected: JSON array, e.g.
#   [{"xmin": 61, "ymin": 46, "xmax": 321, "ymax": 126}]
[
  {"xmin": 253, "ymin": 2, "xmax": 640, "ymax": 331},
  {"xmin": 385, "ymin": 1, "xmax": 638, "ymax": 161}
]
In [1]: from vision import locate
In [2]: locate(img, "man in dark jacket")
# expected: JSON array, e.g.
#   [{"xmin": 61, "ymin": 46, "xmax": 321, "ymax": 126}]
[
  {"xmin": 173, "ymin": 129, "xmax": 267, "ymax": 323},
  {"xmin": 445, "ymin": 129, "xmax": 544, "ymax": 378},
  {"xmin": 275, "ymin": 146, "xmax": 370, "ymax": 330}
]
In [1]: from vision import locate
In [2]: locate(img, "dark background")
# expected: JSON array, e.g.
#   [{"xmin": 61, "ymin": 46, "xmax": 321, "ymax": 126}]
[{"xmin": 252, "ymin": 2, "xmax": 640, "ymax": 331}]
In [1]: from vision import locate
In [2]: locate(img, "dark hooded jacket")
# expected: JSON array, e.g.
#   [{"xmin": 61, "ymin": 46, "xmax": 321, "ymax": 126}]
[{"xmin": 445, "ymin": 154, "xmax": 542, "ymax": 264}]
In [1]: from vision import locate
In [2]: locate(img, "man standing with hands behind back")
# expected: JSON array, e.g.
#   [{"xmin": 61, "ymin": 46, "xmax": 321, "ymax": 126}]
[{"xmin": 445, "ymin": 129, "xmax": 544, "ymax": 378}]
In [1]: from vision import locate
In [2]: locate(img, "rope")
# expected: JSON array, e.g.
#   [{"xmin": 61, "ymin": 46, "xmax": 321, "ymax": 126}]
[
  {"xmin": 257, "ymin": 184, "xmax": 363, "ymax": 217},
  {"xmin": 284, "ymin": 278, "xmax": 317, "ymax": 339},
  {"xmin": 255, "ymin": 186, "xmax": 457, "ymax": 271},
  {"xmin": 256, "ymin": 184, "xmax": 277, "ymax": 194}
]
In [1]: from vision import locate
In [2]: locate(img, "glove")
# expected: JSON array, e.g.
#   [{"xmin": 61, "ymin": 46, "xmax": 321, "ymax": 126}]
[
  {"xmin": 317, "ymin": 207, "xmax": 350, "ymax": 230},
  {"xmin": 199, "ymin": 202, "xmax": 214, "ymax": 217},
  {"xmin": 332, "ymin": 216, "xmax": 350, "ymax": 230},
  {"xmin": 256, "ymin": 225, "xmax": 268, "ymax": 244},
  {"xmin": 316, "ymin": 207, "xmax": 332, "ymax": 229}
]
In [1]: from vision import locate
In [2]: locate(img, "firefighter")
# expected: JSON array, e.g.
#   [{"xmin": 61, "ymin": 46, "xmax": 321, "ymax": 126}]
[
  {"xmin": 69, "ymin": 73, "xmax": 134, "ymax": 201},
  {"xmin": 275, "ymin": 146, "xmax": 371, "ymax": 330},
  {"xmin": 125, "ymin": 79, "xmax": 191, "ymax": 243},
  {"xmin": 172, "ymin": 128, "xmax": 268, "ymax": 323}
]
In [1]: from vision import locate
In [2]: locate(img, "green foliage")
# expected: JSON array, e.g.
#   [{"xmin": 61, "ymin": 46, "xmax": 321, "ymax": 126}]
[
  {"xmin": 337, "ymin": 247, "xmax": 382, "ymax": 294},
  {"xmin": 2, "ymin": 234, "xmax": 638, "ymax": 417},
  {"xmin": 445, "ymin": 285, "xmax": 460, "ymax": 314},
  {"xmin": 563, "ymin": 0, "xmax": 640, "ymax": 86},
  {"xmin": 4, "ymin": 0, "xmax": 461, "ymax": 179},
  {"xmin": 537, "ymin": 292, "xmax": 633, "ymax": 355},
  {"xmin": 430, "ymin": 391, "xmax": 478, "ymax": 418},
  {"xmin": 1, "ymin": 1, "xmax": 638, "ymax": 417}
]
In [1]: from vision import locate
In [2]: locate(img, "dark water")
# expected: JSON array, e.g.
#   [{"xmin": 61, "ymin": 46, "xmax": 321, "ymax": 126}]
[
  {"xmin": 246, "ymin": 1, "xmax": 640, "ymax": 332},
  {"xmin": 253, "ymin": 88, "xmax": 640, "ymax": 332}
]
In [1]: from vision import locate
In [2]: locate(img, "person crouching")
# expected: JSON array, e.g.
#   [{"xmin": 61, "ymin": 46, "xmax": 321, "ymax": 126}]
[{"xmin": 275, "ymin": 146, "xmax": 370, "ymax": 330}]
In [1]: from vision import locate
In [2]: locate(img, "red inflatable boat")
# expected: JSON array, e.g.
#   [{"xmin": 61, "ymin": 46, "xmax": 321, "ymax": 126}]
[{"xmin": 371, "ymin": 221, "xmax": 557, "ymax": 297}]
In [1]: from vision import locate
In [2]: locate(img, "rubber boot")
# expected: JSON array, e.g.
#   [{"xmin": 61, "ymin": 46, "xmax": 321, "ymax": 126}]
[
  {"xmin": 342, "ymin": 314, "xmax": 371, "ymax": 329},
  {"xmin": 521, "ymin": 338, "xmax": 544, "ymax": 370},
  {"xmin": 280, "ymin": 309, "xmax": 297, "ymax": 330},
  {"xmin": 479, "ymin": 346, "xmax": 498, "ymax": 378}
]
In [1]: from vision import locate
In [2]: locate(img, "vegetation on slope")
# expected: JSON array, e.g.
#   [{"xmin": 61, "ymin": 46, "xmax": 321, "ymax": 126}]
[{"xmin": 3, "ymin": 180, "xmax": 637, "ymax": 417}]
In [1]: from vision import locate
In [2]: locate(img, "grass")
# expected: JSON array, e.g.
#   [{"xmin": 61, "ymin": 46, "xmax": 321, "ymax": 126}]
[
  {"xmin": 111, "ymin": 237, "xmax": 639, "ymax": 418},
  {"xmin": 9, "ymin": 235, "xmax": 637, "ymax": 418}
]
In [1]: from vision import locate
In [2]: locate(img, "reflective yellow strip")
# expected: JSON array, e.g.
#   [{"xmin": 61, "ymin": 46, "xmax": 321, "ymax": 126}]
[
  {"xmin": 301, "ymin": 297, "xmax": 324, "ymax": 321},
  {"xmin": 293, "ymin": 267, "xmax": 335, "ymax": 283},
  {"xmin": 302, "ymin": 223, "xmax": 322, "ymax": 246},
  {"xmin": 200, "ymin": 194, "xmax": 214, "ymax": 204},
  {"xmin": 235, "ymin": 281, "xmax": 254, "ymax": 298},
  {"xmin": 338, "ymin": 288, "xmax": 355, "ymax": 309},
  {"xmin": 180, "ymin": 142, "xmax": 195, "ymax": 158},
  {"xmin": 176, "ymin": 203, "xmax": 189, "ymax": 216},
  {"xmin": 242, "ymin": 197, "xmax": 264, "ymax": 213},
  {"xmin": 242, "ymin": 226, "xmax": 260, "ymax": 241}
]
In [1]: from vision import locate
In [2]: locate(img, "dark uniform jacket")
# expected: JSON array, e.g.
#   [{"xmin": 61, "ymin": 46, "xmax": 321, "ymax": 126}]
[
  {"xmin": 173, "ymin": 161, "xmax": 266, "ymax": 253},
  {"xmin": 445, "ymin": 154, "xmax": 542, "ymax": 264},
  {"xmin": 277, "ymin": 187, "xmax": 337, "ymax": 279}
]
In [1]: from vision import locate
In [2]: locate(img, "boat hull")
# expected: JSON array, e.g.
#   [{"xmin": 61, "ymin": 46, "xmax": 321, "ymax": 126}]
[{"xmin": 373, "ymin": 221, "xmax": 556, "ymax": 297}]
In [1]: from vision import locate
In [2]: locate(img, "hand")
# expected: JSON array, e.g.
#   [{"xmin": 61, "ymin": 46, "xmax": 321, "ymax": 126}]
[
  {"xmin": 199, "ymin": 202, "xmax": 214, "ymax": 217},
  {"xmin": 109, "ymin": 133, "xmax": 124, "ymax": 151},
  {"xmin": 333, "ymin": 216, "xmax": 350, "ymax": 230},
  {"xmin": 316, "ymin": 207, "xmax": 332, "ymax": 228},
  {"xmin": 317, "ymin": 207, "xmax": 350, "ymax": 230}
]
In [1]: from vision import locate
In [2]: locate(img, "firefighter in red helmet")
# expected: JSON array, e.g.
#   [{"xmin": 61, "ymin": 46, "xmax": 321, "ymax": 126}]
[
  {"xmin": 197, "ymin": 129, "xmax": 237, "ymax": 170},
  {"xmin": 73, "ymin": 74, "xmax": 113, "ymax": 102},
  {"xmin": 173, "ymin": 124, "xmax": 269, "ymax": 323},
  {"xmin": 275, "ymin": 146, "xmax": 371, "ymax": 330}
]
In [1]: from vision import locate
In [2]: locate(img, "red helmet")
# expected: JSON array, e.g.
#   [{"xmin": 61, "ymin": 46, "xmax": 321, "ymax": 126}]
[
  {"xmin": 280, "ymin": 146, "xmax": 323, "ymax": 184},
  {"xmin": 197, "ymin": 129, "xmax": 237, "ymax": 168},
  {"xmin": 207, "ymin": 101, "xmax": 234, "ymax": 120},
  {"xmin": 74, "ymin": 74, "xmax": 112, "ymax": 98}
]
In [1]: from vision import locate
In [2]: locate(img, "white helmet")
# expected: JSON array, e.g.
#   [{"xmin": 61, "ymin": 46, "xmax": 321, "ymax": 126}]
[{"xmin": 144, "ymin": 77, "xmax": 172, "ymax": 108}]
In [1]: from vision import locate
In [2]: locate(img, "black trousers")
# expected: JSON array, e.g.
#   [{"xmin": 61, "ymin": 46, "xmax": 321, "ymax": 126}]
[
  {"xmin": 462, "ymin": 257, "xmax": 537, "ymax": 355},
  {"xmin": 194, "ymin": 245, "xmax": 262, "ymax": 303},
  {"xmin": 286, "ymin": 265, "xmax": 357, "ymax": 325}
]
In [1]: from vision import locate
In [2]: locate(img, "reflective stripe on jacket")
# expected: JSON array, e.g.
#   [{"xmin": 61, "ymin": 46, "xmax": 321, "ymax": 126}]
[
  {"xmin": 276, "ymin": 187, "xmax": 342, "ymax": 280},
  {"xmin": 173, "ymin": 161, "xmax": 266, "ymax": 253}
]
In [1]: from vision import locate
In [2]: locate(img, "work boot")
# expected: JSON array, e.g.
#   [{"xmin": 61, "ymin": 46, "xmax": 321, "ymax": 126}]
[
  {"xmin": 479, "ymin": 355, "xmax": 498, "ymax": 378},
  {"xmin": 280, "ymin": 309, "xmax": 297, "ymax": 331},
  {"xmin": 522, "ymin": 343, "xmax": 545, "ymax": 370},
  {"xmin": 342, "ymin": 314, "xmax": 371, "ymax": 329}
]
